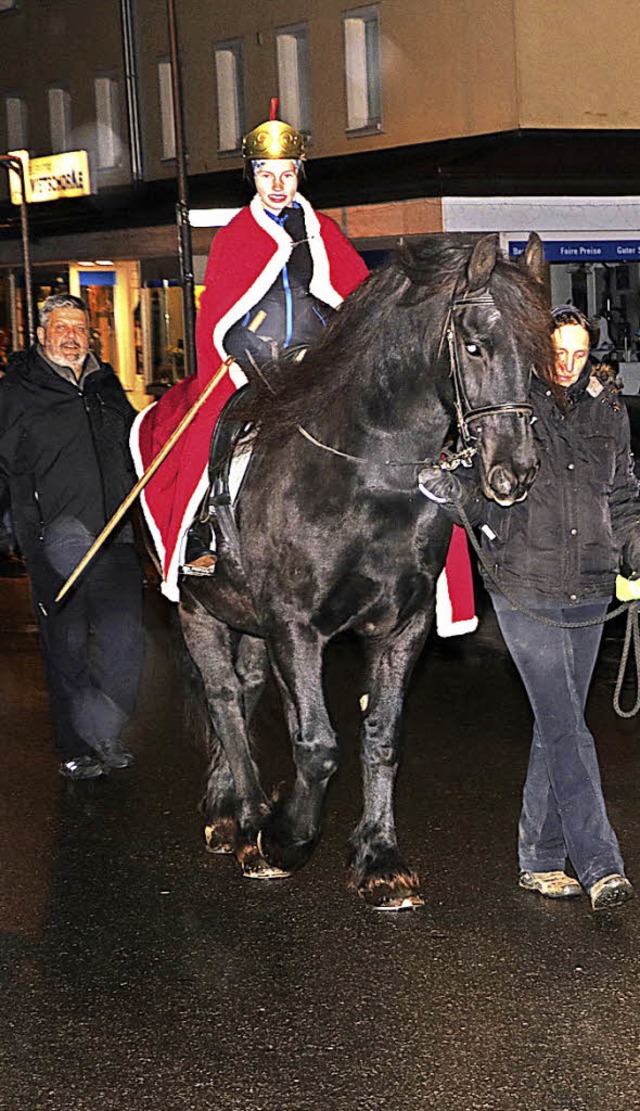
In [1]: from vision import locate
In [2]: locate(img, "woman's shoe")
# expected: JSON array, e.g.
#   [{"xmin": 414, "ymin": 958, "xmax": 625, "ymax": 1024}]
[
  {"xmin": 589, "ymin": 874, "xmax": 634, "ymax": 911},
  {"xmin": 519, "ymin": 870, "xmax": 583, "ymax": 898}
]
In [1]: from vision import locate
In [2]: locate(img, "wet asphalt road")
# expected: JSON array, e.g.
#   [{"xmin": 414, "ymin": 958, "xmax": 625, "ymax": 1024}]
[{"xmin": 1, "ymin": 569, "xmax": 640, "ymax": 1111}]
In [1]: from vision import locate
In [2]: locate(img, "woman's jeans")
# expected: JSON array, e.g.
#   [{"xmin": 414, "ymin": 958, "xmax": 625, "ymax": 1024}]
[{"xmin": 490, "ymin": 592, "xmax": 625, "ymax": 891}]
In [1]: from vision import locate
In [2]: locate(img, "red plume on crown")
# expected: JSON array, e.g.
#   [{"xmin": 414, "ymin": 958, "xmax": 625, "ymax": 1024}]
[{"xmin": 269, "ymin": 97, "xmax": 279, "ymax": 121}]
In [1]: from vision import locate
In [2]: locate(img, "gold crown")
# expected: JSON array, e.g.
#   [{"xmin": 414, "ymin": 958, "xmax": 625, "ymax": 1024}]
[
  {"xmin": 242, "ymin": 99, "xmax": 306, "ymax": 161},
  {"xmin": 242, "ymin": 119, "xmax": 306, "ymax": 161}
]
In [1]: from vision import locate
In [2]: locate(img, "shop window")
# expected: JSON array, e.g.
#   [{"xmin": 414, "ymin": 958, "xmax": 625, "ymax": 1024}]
[
  {"xmin": 141, "ymin": 281, "xmax": 186, "ymax": 394},
  {"xmin": 343, "ymin": 5, "xmax": 382, "ymax": 133},
  {"xmin": 276, "ymin": 24, "xmax": 311, "ymax": 135},
  {"xmin": 214, "ymin": 41, "xmax": 244, "ymax": 153},
  {"xmin": 157, "ymin": 59, "xmax": 176, "ymax": 160},
  {"xmin": 48, "ymin": 86, "xmax": 72, "ymax": 153},
  {"xmin": 5, "ymin": 95, "xmax": 27, "ymax": 150},
  {"xmin": 94, "ymin": 76, "xmax": 121, "ymax": 169},
  {"xmin": 78, "ymin": 270, "xmax": 117, "ymax": 369}
]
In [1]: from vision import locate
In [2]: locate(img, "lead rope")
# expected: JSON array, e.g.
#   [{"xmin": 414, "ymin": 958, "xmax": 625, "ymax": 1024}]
[
  {"xmin": 613, "ymin": 603, "xmax": 640, "ymax": 718},
  {"xmin": 453, "ymin": 502, "xmax": 640, "ymax": 718}
]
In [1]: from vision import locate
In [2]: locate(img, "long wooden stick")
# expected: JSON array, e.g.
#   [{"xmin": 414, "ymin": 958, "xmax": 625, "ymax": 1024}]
[{"xmin": 55, "ymin": 356, "xmax": 234, "ymax": 603}]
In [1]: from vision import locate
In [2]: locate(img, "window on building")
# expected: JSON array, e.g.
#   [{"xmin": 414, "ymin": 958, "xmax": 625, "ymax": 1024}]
[
  {"xmin": 343, "ymin": 5, "xmax": 382, "ymax": 133},
  {"xmin": 5, "ymin": 96, "xmax": 27, "ymax": 150},
  {"xmin": 158, "ymin": 59, "xmax": 176, "ymax": 160},
  {"xmin": 48, "ymin": 86, "xmax": 72, "ymax": 152},
  {"xmin": 275, "ymin": 24, "xmax": 311, "ymax": 135},
  {"xmin": 94, "ymin": 76, "xmax": 120, "ymax": 169},
  {"xmin": 214, "ymin": 41, "xmax": 244, "ymax": 153}
]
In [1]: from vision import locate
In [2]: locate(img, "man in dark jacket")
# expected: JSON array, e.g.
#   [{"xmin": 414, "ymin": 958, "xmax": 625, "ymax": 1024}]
[{"xmin": 0, "ymin": 293, "xmax": 144, "ymax": 779}]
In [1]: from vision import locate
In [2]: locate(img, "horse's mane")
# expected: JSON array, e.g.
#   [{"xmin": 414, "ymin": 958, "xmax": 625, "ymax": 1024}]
[{"xmin": 236, "ymin": 235, "xmax": 553, "ymax": 442}]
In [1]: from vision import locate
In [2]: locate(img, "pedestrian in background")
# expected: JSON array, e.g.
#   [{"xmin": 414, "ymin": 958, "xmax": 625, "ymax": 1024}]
[
  {"xmin": 0, "ymin": 293, "xmax": 144, "ymax": 779},
  {"xmin": 421, "ymin": 305, "xmax": 640, "ymax": 910}
]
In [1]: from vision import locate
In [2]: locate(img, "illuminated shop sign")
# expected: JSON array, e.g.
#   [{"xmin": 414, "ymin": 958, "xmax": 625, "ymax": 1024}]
[
  {"xmin": 8, "ymin": 150, "xmax": 92, "ymax": 204},
  {"xmin": 510, "ymin": 239, "xmax": 640, "ymax": 262}
]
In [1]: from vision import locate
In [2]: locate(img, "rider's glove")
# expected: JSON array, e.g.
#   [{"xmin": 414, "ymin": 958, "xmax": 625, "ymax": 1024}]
[{"xmin": 615, "ymin": 573, "xmax": 640, "ymax": 601}]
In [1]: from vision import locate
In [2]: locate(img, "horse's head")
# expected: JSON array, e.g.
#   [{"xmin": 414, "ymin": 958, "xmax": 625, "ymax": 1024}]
[{"xmin": 445, "ymin": 232, "xmax": 550, "ymax": 506}]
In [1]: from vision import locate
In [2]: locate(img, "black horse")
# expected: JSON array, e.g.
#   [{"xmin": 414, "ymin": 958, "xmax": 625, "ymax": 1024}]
[{"xmin": 179, "ymin": 232, "xmax": 551, "ymax": 909}]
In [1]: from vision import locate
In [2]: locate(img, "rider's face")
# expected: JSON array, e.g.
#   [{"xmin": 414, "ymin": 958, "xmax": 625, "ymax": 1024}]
[
  {"xmin": 254, "ymin": 159, "xmax": 298, "ymax": 215},
  {"xmin": 552, "ymin": 324, "xmax": 591, "ymax": 388}
]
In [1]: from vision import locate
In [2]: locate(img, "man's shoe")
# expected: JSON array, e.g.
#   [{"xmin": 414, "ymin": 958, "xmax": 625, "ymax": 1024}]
[
  {"xmin": 92, "ymin": 738, "xmax": 135, "ymax": 770},
  {"xmin": 59, "ymin": 756, "xmax": 105, "ymax": 780},
  {"xmin": 589, "ymin": 874, "xmax": 634, "ymax": 911},
  {"xmin": 182, "ymin": 552, "xmax": 217, "ymax": 576},
  {"xmin": 519, "ymin": 870, "xmax": 583, "ymax": 898}
]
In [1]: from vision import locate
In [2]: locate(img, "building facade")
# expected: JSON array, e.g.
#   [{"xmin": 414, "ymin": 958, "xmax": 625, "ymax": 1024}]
[{"xmin": 2, "ymin": 0, "xmax": 640, "ymax": 401}]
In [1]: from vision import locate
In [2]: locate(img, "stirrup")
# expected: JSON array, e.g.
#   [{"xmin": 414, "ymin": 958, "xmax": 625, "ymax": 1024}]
[
  {"xmin": 519, "ymin": 870, "xmax": 583, "ymax": 898},
  {"xmin": 181, "ymin": 553, "xmax": 217, "ymax": 577}
]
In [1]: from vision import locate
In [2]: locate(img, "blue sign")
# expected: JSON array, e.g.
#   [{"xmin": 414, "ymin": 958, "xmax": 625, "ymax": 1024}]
[
  {"xmin": 509, "ymin": 240, "xmax": 640, "ymax": 263},
  {"xmin": 78, "ymin": 270, "xmax": 116, "ymax": 287}
]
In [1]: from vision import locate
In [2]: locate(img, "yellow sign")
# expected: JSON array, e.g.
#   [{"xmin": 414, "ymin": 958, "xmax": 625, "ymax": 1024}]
[{"xmin": 8, "ymin": 150, "xmax": 91, "ymax": 204}]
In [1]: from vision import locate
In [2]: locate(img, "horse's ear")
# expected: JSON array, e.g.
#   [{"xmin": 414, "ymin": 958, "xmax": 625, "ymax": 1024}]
[
  {"xmin": 517, "ymin": 231, "xmax": 545, "ymax": 282},
  {"xmin": 466, "ymin": 234, "xmax": 499, "ymax": 292}
]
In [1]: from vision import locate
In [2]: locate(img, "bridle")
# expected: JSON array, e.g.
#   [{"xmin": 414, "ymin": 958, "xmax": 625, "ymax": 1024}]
[
  {"xmin": 297, "ymin": 286, "xmax": 534, "ymax": 473},
  {"xmin": 444, "ymin": 290, "xmax": 533, "ymax": 459}
]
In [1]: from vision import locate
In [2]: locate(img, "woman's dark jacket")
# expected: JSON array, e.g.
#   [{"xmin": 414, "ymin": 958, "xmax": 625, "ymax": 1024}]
[
  {"xmin": 0, "ymin": 346, "xmax": 138, "ymax": 603},
  {"xmin": 477, "ymin": 366, "xmax": 640, "ymax": 605}
]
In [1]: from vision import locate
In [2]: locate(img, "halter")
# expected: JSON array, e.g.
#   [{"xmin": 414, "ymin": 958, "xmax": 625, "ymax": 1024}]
[
  {"xmin": 296, "ymin": 286, "xmax": 533, "ymax": 472},
  {"xmin": 445, "ymin": 290, "xmax": 533, "ymax": 454}
]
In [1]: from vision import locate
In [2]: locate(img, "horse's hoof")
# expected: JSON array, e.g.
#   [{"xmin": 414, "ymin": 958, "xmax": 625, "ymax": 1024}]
[
  {"xmin": 257, "ymin": 826, "xmax": 315, "ymax": 875},
  {"xmin": 353, "ymin": 869, "xmax": 424, "ymax": 911},
  {"xmin": 204, "ymin": 819, "xmax": 236, "ymax": 855},
  {"xmin": 239, "ymin": 840, "xmax": 292, "ymax": 881},
  {"xmin": 369, "ymin": 892, "xmax": 425, "ymax": 911}
]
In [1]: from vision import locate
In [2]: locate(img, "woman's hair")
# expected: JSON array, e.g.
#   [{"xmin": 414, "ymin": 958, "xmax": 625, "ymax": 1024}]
[{"xmin": 550, "ymin": 304, "xmax": 598, "ymax": 345}]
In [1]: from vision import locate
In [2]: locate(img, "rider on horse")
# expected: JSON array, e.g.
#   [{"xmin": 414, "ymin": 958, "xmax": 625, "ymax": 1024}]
[
  {"xmin": 130, "ymin": 100, "xmax": 367, "ymax": 601},
  {"xmin": 131, "ymin": 102, "xmax": 477, "ymax": 638}
]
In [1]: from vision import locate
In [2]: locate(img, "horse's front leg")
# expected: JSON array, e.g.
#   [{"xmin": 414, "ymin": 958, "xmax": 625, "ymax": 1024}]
[
  {"xmin": 349, "ymin": 611, "xmax": 432, "ymax": 910},
  {"xmin": 179, "ymin": 601, "xmax": 283, "ymax": 878},
  {"xmin": 257, "ymin": 625, "xmax": 338, "ymax": 875}
]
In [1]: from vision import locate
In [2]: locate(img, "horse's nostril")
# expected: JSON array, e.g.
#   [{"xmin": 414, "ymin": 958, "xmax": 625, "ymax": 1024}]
[{"xmin": 489, "ymin": 466, "xmax": 516, "ymax": 498}]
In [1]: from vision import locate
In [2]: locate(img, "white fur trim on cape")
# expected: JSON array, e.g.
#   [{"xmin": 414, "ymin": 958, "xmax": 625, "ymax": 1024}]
[
  {"xmin": 435, "ymin": 566, "xmax": 479, "ymax": 638},
  {"xmin": 129, "ymin": 403, "xmax": 208, "ymax": 603},
  {"xmin": 130, "ymin": 402, "xmax": 166, "ymax": 574},
  {"xmin": 211, "ymin": 193, "xmax": 343, "ymax": 363}
]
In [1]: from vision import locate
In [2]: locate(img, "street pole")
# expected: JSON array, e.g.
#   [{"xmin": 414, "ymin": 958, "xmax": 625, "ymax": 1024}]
[
  {"xmin": 0, "ymin": 154, "xmax": 35, "ymax": 346},
  {"xmin": 166, "ymin": 0, "xmax": 197, "ymax": 379}
]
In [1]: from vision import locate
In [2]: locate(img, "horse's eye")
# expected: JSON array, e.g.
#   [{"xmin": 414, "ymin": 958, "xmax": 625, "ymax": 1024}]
[{"xmin": 465, "ymin": 342, "xmax": 482, "ymax": 357}]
